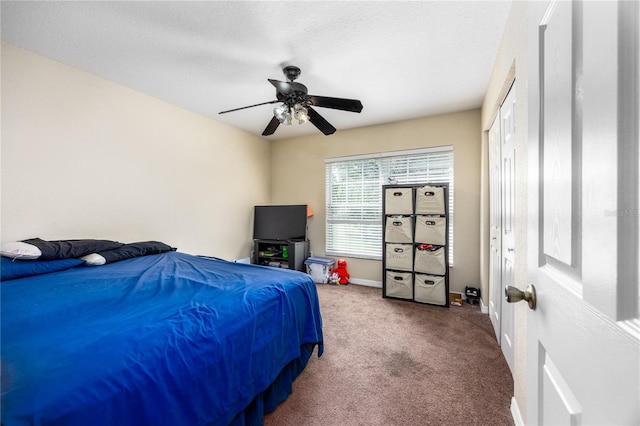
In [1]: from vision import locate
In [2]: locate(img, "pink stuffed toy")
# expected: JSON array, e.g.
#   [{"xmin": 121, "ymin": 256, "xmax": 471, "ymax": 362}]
[{"xmin": 331, "ymin": 259, "xmax": 350, "ymax": 285}]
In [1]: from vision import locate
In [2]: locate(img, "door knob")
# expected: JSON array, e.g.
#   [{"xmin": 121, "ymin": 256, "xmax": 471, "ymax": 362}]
[{"xmin": 505, "ymin": 284, "xmax": 537, "ymax": 310}]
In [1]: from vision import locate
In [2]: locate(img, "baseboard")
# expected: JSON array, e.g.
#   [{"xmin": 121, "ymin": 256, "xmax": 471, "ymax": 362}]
[
  {"xmin": 480, "ymin": 298, "xmax": 489, "ymax": 314},
  {"xmin": 349, "ymin": 278, "xmax": 382, "ymax": 288},
  {"xmin": 510, "ymin": 396, "xmax": 524, "ymax": 426}
]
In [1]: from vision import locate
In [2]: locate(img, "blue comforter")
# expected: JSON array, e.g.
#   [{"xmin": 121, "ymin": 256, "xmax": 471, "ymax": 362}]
[{"xmin": 1, "ymin": 251, "xmax": 323, "ymax": 425}]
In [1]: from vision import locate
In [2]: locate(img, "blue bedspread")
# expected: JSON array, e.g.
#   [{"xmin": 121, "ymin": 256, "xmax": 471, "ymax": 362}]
[{"xmin": 1, "ymin": 251, "xmax": 323, "ymax": 425}]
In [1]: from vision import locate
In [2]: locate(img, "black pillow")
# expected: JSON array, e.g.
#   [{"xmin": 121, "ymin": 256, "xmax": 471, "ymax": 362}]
[
  {"xmin": 23, "ymin": 238, "xmax": 124, "ymax": 260},
  {"xmin": 98, "ymin": 241, "xmax": 175, "ymax": 264}
]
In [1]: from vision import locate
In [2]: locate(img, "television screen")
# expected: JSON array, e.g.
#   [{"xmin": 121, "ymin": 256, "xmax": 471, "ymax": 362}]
[{"xmin": 253, "ymin": 205, "xmax": 307, "ymax": 241}]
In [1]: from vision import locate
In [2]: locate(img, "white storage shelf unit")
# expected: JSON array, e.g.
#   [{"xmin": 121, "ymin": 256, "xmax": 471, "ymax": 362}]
[{"xmin": 382, "ymin": 183, "xmax": 449, "ymax": 307}]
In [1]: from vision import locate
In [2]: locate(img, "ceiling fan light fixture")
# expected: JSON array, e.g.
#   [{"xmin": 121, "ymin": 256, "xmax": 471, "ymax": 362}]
[
  {"xmin": 293, "ymin": 104, "xmax": 309, "ymax": 124},
  {"xmin": 273, "ymin": 104, "xmax": 292, "ymax": 125}
]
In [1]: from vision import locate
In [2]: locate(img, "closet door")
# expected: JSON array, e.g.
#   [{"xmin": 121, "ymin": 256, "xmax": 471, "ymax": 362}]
[
  {"xmin": 488, "ymin": 115, "xmax": 502, "ymax": 344},
  {"xmin": 500, "ymin": 84, "xmax": 516, "ymax": 374},
  {"xmin": 488, "ymin": 81, "xmax": 516, "ymax": 374}
]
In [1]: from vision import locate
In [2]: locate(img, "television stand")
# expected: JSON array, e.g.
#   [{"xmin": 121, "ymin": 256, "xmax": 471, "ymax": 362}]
[{"xmin": 253, "ymin": 239, "xmax": 309, "ymax": 272}]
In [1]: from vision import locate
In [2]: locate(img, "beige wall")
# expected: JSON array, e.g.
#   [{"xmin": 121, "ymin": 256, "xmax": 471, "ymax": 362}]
[
  {"xmin": 1, "ymin": 42, "xmax": 484, "ymax": 293},
  {"xmin": 270, "ymin": 109, "xmax": 482, "ymax": 295},
  {"xmin": 480, "ymin": 1, "xmax": 529, "ymax": 420},
  {"xmin": 1, "ymin": 43, "xmax": 270, "ymax": 260}
]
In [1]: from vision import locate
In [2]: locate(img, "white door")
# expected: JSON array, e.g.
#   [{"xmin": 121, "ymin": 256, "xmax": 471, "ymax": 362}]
[
  {"xmin": 488, "ymin": 115, "xmax": 502, "ymax": 344},
  {"xmin": 489, "ymin": 85, "xmax": 517, "ymax": 374},
  {"xmin": 525, "ymin": 1, "xmax": 639, "ymax": 424},
  {"xmin": 500, "ymin": 85, "xmax": 516, "ymax": 375}
]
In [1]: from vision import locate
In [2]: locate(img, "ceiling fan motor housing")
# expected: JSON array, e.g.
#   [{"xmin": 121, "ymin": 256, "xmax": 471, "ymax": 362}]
[
  {"xmin": 276, "ymin": 89, "xmax": 309, "ymax": 108},
  {"xmin": 283, "ymin": 65, "xmax": 301, "ymax": 81}
]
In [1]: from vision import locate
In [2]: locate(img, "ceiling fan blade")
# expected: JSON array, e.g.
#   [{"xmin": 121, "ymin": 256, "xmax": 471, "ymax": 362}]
[
  {"xmin": 262, "ymin": 116, "xmax": 280, "ymax": 136},
  {"xmin": 219, "ymin": 100, "xmax": 278, "ymax": 114},
  {"xmin": 307, "ymin": 107, "xmax": 336, "ymax": 135},
  {"xmin": 268, "ymin": 79, "xmax": 308, "ymax": 95},
  {"xmin": 308, "ymin": 95, "xmax": 363, "ymax": 113}
]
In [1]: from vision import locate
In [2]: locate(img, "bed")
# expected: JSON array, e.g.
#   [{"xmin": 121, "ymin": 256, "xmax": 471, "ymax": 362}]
[{"xmin": 0, "ymin": 240, "xmax": 323, "ymax": 426}]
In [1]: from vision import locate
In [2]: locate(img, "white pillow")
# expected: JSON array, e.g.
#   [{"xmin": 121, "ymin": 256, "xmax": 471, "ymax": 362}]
[
  {"xmin": 0, "ymin": 241, "xmax": 42, "ymax": 260},
  {"xmin": 80, "ymin": 253, "xmax": 107, "ymax": 266}
]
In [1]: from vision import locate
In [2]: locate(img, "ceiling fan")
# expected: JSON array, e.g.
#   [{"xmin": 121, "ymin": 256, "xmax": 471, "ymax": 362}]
[{"xmin": 219, "ymin": 66, "xmax": 363, "ymax": 136}]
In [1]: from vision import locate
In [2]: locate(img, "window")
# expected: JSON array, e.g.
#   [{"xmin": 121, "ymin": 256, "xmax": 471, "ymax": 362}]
[{"xmin": 325, "ymin": 146, "xmax": 453, "ymax": 261}]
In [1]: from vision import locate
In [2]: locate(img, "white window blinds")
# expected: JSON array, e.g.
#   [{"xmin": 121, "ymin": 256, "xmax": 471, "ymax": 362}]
[{"xmin": 325, "ymin": 147, "xmax": 454, "ymax": 261}]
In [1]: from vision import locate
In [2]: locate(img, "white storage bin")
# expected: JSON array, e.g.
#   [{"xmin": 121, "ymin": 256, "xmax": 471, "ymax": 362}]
[
  {"xmin": 415, "ymin": 185, "xmax": 446, "ymax": 215},
  {"xmin": 385, "ymin": 243, "xmax": 413, "ymax": 271},
  {"xmin": 384, "ymin": 187, "xmax": 413, "ymax": 214},
  {"xmin": 415, "ymin": 216, "xmax": 446, "ymax": 245},
  {"xmin": 414, "ymin": 245, "xmax": 446, "ymax": 275},
  {"xmin": 385, "ymin": 270, "xmax": 413, "ymax": 299},
  {"xmin": 414, "ymin": 273, "xmax": 446, "ymax": 305},
  {"xmin": 385, "ymin": 216, "xmax": 413, "ymax": 243},
  {"xmin": 305, "ymin": 257, "xmax": 336, "ymax": 283}
]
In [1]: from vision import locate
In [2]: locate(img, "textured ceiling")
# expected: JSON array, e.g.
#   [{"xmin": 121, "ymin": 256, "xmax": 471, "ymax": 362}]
[{"xmin": 1, "ymin": 1, "xmax": 512, "ymax": 140}]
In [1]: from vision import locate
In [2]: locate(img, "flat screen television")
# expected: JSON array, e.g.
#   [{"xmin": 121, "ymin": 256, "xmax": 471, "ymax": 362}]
[{"xmin": 253, "ymin": 205, "xmax": 307, "ymax": 241}]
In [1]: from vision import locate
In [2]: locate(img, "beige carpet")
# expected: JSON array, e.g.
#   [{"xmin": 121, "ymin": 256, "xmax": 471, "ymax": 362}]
[{"xmin": 265, "ymin": 283, "xmax": 514, "ymax": 426}]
